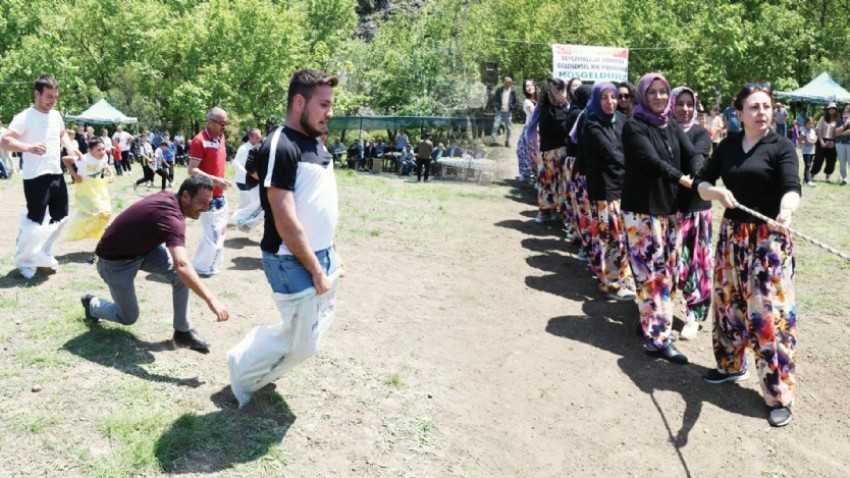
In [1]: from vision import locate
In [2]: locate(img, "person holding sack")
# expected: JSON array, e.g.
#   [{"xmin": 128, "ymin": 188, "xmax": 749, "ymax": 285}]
[{"xmin": 63, "ymin": 137, "xmax": 114, "ymax": 259}]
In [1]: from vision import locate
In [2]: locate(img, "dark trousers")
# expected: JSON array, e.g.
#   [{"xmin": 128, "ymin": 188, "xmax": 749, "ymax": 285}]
[
  {"xmin": 416, "ymin": 157, "xmax": 431, "ymax": 181},
  {"xmin": 23, "ymin": 173, "xmax": 68, "ymax": 224},
  {"xmin": 803, "ymin": 153, "xmax": 814, "ymax": 183},
  {"xmin": 812, "ymin": 143, "xmax": 837, "ymax": 177},
  {"xmin": 136, "ymin": 166, "xmax": 155, "ymax": 186},
  {"xmin": 121, "ymin": 151, "xmax": 132, "ymax": 172}
]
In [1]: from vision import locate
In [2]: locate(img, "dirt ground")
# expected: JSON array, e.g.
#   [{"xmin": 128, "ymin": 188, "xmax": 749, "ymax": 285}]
[{"xmin": 1, "ymin": 139, "xmax": 850, "ymax": 477}]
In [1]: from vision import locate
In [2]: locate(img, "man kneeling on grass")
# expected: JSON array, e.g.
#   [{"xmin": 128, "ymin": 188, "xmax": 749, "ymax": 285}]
[{"xmin": 80, "ymin": 175, "xmax": 230, "ymax": 353}]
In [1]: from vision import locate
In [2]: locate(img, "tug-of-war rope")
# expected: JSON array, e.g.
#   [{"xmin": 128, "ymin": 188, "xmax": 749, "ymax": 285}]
[{"xmin": 735, "ymin": 203, "xmax": 850, "ymax": 263}]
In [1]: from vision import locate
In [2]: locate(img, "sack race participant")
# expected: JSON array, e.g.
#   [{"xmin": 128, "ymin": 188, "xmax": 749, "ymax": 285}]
[
  {"xmin": 188, "ymin": 106, "xmax": 232, "ymax": 276},
  {"xmin": 0, "ymin": 75, "xmax": 83, "ymax": 279},
  {"xmin": 231, "ymin": 70, "xmax": 345, "ymax": 406},
  {"xmin": 229, "ymin": 128, "xmax": 265, "ymax": 232},
  {"xmin": 64, "ymin": 137, "xmax": 114, "ymax": 242}
]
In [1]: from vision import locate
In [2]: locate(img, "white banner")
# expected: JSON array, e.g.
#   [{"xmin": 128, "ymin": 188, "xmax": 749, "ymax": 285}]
[{"xmin": 552, "ymin": 44, "xmax": 629, "ymax": 82}]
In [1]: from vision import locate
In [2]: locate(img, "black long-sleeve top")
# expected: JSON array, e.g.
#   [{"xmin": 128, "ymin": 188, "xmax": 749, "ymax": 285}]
[
  {"xmin": 679, "ymin": 125, "xmax": 712, "ymax": 213},
  {"xmin": 694, "ymin": 131, "xmax": 801, "ymax": 223},
  {"xmin": 583, "ymin": 114, "xmax": 626, "ymax": 201},
  {"xmin": 621, "ymin": 117, "xmax": 702, "ymax": 215},
  {"xmin": 538, "ymin": 104, "xmax": 570, "ymax": 152}
]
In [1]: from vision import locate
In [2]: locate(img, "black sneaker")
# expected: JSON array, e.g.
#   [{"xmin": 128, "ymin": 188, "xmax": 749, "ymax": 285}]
[
  {"xmin": 80, "ymin": 294, "xmax": 100, "ymax": 322},
  {"xmin": 768, "ymin": 403, "xmax": 793, "ymax": 427},
  {"xmin": 173, "ymin": 329, "xmax": 210, "ymax": 353},
  {"xmin": 703, "ymin": 367, "xmax": 750, "ymax": 384}
]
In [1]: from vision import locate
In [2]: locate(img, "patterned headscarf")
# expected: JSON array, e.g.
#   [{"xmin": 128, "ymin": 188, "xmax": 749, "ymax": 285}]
[
  {"xmin": 632, "ymin": 72, "xmax": 671, "ymax": 127},
  {"xmin": 668, "ymin": 86, "xmax": 701, "ymax": 132}
]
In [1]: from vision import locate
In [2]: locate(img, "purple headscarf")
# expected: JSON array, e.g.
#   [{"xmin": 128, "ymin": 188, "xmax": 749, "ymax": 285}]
[
  {"xmin": 586, "ymin": 82, "xmax": 619, "ymax": 124},
  {"xmin": 632, "ymin": 73, "xmax": 671, "ymax": 127},
  {"xmin": 668, "ymin": 86, "xmax": 701, "ymax": 132}
]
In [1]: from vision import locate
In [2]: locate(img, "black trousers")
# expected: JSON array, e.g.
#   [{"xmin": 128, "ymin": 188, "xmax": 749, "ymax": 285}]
[
  {"xmin": 811, "ymin": 143, "xmax": 837, "ymax": 177},
  {"xmin": 416, "ymin": 157, "xmax": 432, "ymax": 181},
  {"xmin": 803, "ymin": 153, "xmax": 814, "ymax": 183},
  {"xmin": 23, "ymin": 173, "xmax": 68, "ymax": 224}
]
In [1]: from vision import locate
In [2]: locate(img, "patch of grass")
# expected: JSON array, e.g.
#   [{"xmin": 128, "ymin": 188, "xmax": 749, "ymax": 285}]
[
  {"xmin": 15, "ymin": 345, "xmax": 72, "ymax": 368},
  {"xmin": 384, "ymin": 373, "xmax": 405, "ymax": 388},
  {"xmin": 368, "ymin": 228, "xmax": 381, "ymax": 237}
]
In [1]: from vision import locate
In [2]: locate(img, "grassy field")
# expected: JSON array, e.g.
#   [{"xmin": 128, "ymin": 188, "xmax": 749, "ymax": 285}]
[{"xmin": 1, "ymin": 153, "xmax": 849, "ymax": 477}]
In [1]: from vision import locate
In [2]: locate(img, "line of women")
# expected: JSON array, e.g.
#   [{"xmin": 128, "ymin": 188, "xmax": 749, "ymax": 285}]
[{"xmin": 518, "ymin": 74, "xmax": 801, "ymax": 427}]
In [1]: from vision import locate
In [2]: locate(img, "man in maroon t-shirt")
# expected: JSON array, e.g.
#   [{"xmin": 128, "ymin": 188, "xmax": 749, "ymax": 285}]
[
  {"xmin": 188, "ymin": 106, "xmax": 232, "ymax": 276},
  {"xmin": 80, "ymin": 176, "xmax": 230, "ymax": 353}
]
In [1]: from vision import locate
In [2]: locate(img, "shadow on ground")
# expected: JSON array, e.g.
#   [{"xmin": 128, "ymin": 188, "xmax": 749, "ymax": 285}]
[
  {"xmin": 56, "ymin": 251, "xmax": 95, "ymax": 264},
  {"xmin": 62, "ymin": 323, "xmax": 203, "ymax": 387},
  {"xmin": 0, "ymin": 267, "xmax": 55, "ymax": 289},
  {"xmin": 224, "ymin": 236, "xmax": 259, "ymax": 250},
  {"xmin": 154, "ymin": 384, "xmax": 295, "ymax": 474},
  {"xmin": 500, "ymin": 178, "xmax": 537, "ymax": 207},
  {"xmin": 229, "ymin": 256, "xmax": 262, "ymax": 271},
  {"xmin": 546, "ymin": 299, "xmax": 766, "ymax": 478}
]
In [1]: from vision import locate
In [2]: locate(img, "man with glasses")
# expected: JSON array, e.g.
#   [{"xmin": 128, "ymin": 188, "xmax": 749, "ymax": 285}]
[
  {"xmin": 1, "ymin": 75, "xmax": 83, "ymax": 279},
  {"xmin": 188, "ymin": 106, "xmax": 232, "ymax": 276}
]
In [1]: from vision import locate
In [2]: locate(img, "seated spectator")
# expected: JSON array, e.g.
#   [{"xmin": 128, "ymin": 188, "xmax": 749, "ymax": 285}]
[
  {"xmin": 399, "ymin": 144, "xmax": 416, "ymax": 175},
  {"xmin": 359, "ymin": 139, "xmax": 369, "ymax": 170},
  {"xmin": 346, "ymin": 139, "xmax": 361, "ymax": 169},
  {"xmin": 332, "ymin": 137, "xmax": 346, "ymax": 164},
  {"xmin": 446, "ymin": 141, "xmax": 463, "ymax": 158}
]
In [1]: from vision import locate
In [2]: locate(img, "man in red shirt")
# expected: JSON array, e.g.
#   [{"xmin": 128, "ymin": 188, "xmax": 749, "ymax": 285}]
[{"xmin": 188, "ymin": 106, "xmax": 232, "ymax": 276}]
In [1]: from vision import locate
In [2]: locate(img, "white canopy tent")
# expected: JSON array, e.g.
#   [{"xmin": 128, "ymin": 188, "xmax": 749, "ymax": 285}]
[
  {"xmin": 65, "ymin": 98, "xmax": 138, "ymax": 124},
  {"xmin": 774, "ymin": 72, "xmax": 850, "ymax": 105}
]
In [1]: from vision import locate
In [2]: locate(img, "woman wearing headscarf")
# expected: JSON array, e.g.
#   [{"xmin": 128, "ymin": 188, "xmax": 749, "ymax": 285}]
[
  {"xmin": 669, "ymin": 87, "xmax": 712, "ymax": 340},
  {"xmin": 566, "ymin": 84, "xmax": 594, "ymax": 260},
  {"xmin": 516, "ymin": 79, "xmax": 539, "ymax": 183},
  {"xmin": 583, "ymin": 82, "xmax": 634, "ymax": 301},
  {"xmin": 621, "ymin": 73, "xmax": 702, "ymax": 364},
  {"xmin": 534, "ymin": 78, "xmax": 569, "ymax": 224},
  {"xmin": 695, "ymin": 82, "xmax": 800, "ymax": 427}
]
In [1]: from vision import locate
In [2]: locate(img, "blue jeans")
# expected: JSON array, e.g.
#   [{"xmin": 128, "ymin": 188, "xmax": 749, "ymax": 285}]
[
  {"xmin": 262, "ymin": 247, "xmax": 337, "ymax": 294},
  {"xmin": 776, "ymin": 123, "xmax": 787, "ymax": 138}
]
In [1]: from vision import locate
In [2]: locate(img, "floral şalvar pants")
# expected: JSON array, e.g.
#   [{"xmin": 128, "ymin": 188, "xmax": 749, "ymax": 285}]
[
  {"xmin": 538, "ymin": 148, "xmax": 564, "ymax": 213},
  {"xmin": 590, "ymin": 199, "xmax": 632, "ymax": 293},
  {"xmin": 560, "ymin": 156, "xmax": 576, "ymax": 229},
  {"xmin": 676, "ymin": 209, "xmax": 713, "ymax": 322},
  {"xmin": 624, "ymin": 212, "xmax": 681, "ymax": 351},
  {"xmin": 570, "ymin": 171, "xmax": 593, "ymax": 256},
  {"xmin": 712, "ymin": 219, "xmax": 797, "ymax": 407}
]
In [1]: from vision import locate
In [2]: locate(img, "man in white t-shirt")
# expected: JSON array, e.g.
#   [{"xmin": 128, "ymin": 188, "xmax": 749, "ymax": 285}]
[
  {"xmin": 112, "ymin": 125, "xmax": 132, "ymax": 172},
  {"xmin": 1, "ymin": 75, "xmax": 83, "ymax": 279},
  {"xmin": 229, "ymin": 128, "xmax": 264, "ymax": 230}
]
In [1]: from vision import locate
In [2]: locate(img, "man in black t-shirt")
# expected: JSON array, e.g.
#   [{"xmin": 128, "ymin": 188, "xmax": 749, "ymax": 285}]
[
  {"xmin": 255, "ymin": 69, "xmax": 343, "ymax": 297},
  {"xmin": 80, "ymin": 176, "xmax": 230, "ymax": 353}
]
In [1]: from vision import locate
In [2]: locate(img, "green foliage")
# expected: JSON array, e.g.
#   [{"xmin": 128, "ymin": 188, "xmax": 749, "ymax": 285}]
[{"xmin": 2, "ymin": 0, "xmax": 850, "ymax": 129}]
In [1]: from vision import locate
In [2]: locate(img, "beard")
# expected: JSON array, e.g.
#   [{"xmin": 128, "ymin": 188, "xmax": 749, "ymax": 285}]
[{"xmin": 299, "ymin": 109, "xmax": 327, "ymax": 138}]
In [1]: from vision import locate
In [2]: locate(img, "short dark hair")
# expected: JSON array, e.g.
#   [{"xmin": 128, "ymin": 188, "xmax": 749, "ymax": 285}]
[
  {"xmin": 160, "ymin": 140, "xmax": 170, "ymax": 147},
  {"xmin": 35, "ymin": 75, "xmax": 58, "ymax": 93},
  {"xmin": 286, "ymin": 69, "xmax": 338, "ymax": 111},
  {"xmin": 87, "ymin": 137, "xmax": 104, "ymax": 149},
  {"xmin": 178, "ymin": 175, "xmax": 214, "ymax": 198}
]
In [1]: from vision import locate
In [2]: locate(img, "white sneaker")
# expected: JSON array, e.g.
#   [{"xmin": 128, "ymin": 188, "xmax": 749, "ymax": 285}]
[
  {"xmin": 806, "ymin": 181, "xmax": 816, "ymax": 187},
  {"xmin": 19, "ymin": 267, "xmax": 37, "ymax": 279},
  {"xmin": 606, "ymin": 287, "xmax": 636, "ymax": 302},
  {"xmin": 576, "ymin": 250, "xmax": 589, "ymax": 262},
  {"xmin": 680, "ymin": 317, "xmax": 700, "ymax": 340},
  {"xmin": 534, "ymin": 212, "xmax": 547, "ymax": 224}
]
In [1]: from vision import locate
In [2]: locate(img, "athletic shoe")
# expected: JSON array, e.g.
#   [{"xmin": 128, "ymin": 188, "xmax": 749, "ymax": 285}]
[
  {"xmin": 576, "ymin": 250, "xmax": 589, "ymax": 262},
  {"xmin": 768, "ymin": 403, "xmax": 793, "ymax": 427},
  {"xmin": 703, "ymin": 367, "xmax": 750, "ymax": 384},
  {"xmin": 173, "ymin": 329, "xmax": 210, "ymax": 353},
  {"xmin": 806, "ymin": 181, "xmax": 816, "ymax": 187},
  {"xmin": 534, "ymin": 212, "xmax": 548, "ymax": 224},
  {"xmin": 80, "ymin": 294, "xmax": 101, "ymax": 322},
  {"xmin": 19, "ymin": 267, "xmax": 36, "ymax": 279},
  {"xmin": 622, "ymin": 276, "xmax": 636, "ymax": 292},
  {"xmin": 606, "ymin": 287, "xmax": 636, "ymax": 302},
  {"xmin": 679, "ymin": 318, "xmax": 700, "ymax": 340},
  {"xmin": 842, "ymin": 180, "xmax": 848, "ymax": 186}
]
